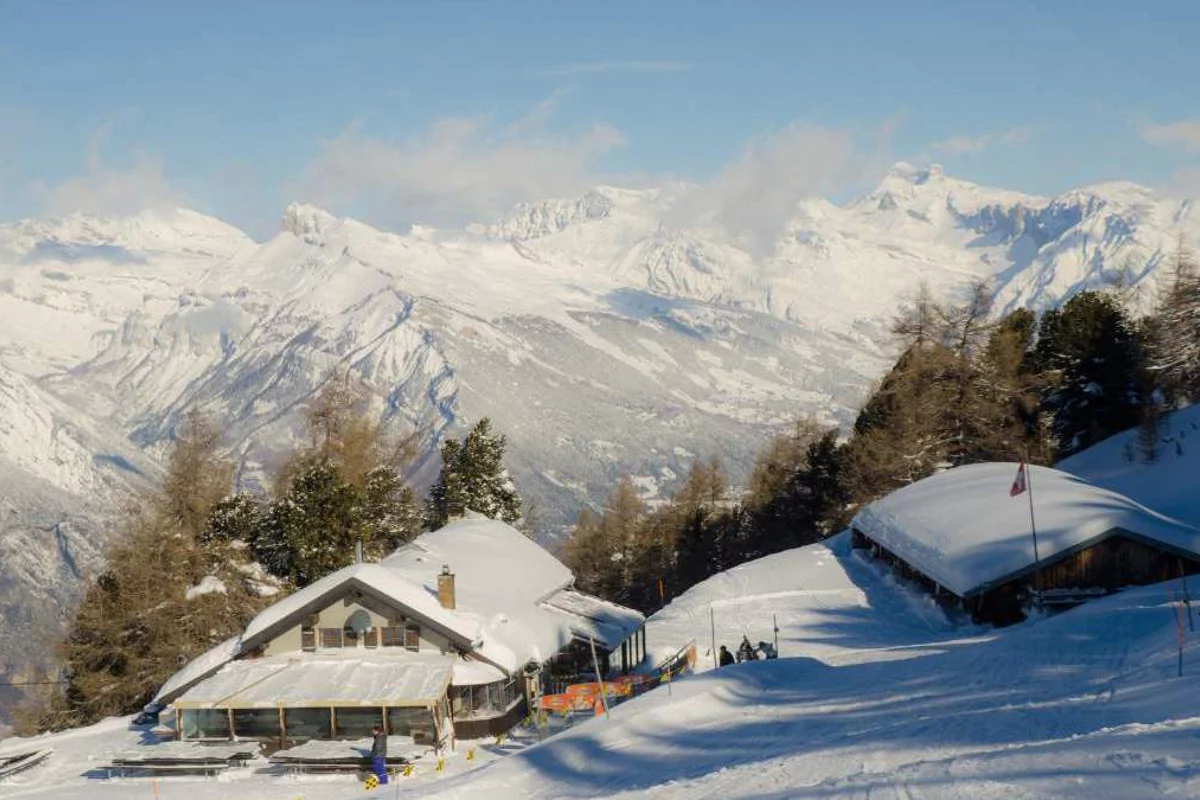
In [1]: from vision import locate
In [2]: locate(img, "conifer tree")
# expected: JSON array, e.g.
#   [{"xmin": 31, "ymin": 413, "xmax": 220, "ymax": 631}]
[
  {"xmin": 1032, "ymin": 290, "xmax": 1149, "ymax": 457},
  {"xmin": 29, "ymin": 411, "xmax": 273, "ymax": 731},
  {"xmin": 424, "ymin": 418, "xmax": 522, "ymax": 529},
  {"xmin": 248, "ymin": 376, "xmax": 421, "ymax": 585}
]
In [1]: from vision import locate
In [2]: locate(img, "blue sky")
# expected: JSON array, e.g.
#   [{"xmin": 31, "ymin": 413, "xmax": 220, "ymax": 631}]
[{"xmin": 1, "ymin": 0, "xmax": 1198, "ymax": 237}]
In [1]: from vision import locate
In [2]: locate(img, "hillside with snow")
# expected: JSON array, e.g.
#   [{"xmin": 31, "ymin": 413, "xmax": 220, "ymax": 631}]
[
  {"xmin": 7, "ymin": 526, "xmax": 1200, "ymax": 797},
  {"xmin": 2, "ymin": 165, "xmax": 1200, "ymax": 723},
  {"xmin": 3, "ymin": 409, "xmax": 1200, "ymax": 796}
]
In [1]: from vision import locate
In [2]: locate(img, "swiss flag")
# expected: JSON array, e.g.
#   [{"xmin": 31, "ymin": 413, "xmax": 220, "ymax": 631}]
[{"xmin": 1010, "ymin": 461, "xmax": 1028, "ymax": 497}]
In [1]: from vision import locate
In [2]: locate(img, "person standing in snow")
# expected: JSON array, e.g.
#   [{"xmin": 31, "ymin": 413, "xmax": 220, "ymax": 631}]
[
  {"xmin": 757, "ymin": 640, "xmax": 778, "ymax": 659},
  {"xmin": 737, "ymin": 636, "xmax": 757, "ymax": 663},
  {"xmin": 718, "ymin": 645, "xmax": 735, "ymax": 667},
  {"xmin": 370, "ymin": 724, "xmax": 389, "ymax": 785}
]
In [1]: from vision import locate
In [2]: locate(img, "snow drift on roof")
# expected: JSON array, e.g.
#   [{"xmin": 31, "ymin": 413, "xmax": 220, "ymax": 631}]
[
  {"xmin": 541, "ymin": 589, "xmax": 645, "ymax": 650},
  {"xmin": 851, "ymin": 462, "xmax": 1200, "ymax": 597},
  {"xmin": 381, "ymin": 514, "xmax": 588, "ymax": 669},
  {"xmin": 175, "ymin": 653, "xmax": 452, "ymax": 708},
  {"xmin": 153, "ymin": 635, "xmax": 241, "ymax": 705}
]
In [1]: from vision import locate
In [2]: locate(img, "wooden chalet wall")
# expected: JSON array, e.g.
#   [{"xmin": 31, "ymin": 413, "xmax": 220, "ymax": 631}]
[{"xmin": 1034, "ymin": 535, "xmax": 1200, "ymax": 592}]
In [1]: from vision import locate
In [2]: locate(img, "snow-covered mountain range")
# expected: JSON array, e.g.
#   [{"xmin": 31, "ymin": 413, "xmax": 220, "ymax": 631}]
[{"xmin": 1, "ymin": 163, "xmax": 1197, "ymax": 723}]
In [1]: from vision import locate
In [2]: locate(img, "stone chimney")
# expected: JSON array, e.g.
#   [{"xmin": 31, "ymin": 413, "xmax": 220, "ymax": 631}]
[{"xmin": 437, "ymin": 565, "xmax": 456, "ymax": 610}]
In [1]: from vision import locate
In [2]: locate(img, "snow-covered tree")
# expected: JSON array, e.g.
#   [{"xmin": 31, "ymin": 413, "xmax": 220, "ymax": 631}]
[{"xmin": 424, "ymin": 418, "xmax": 522, "ymax": 529}]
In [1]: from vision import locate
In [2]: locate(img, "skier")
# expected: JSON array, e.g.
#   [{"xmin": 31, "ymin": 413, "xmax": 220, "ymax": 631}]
[
  {"xmin": 369, "ymin": 724, "xmax": 389, "ymax": 785},
  {"xmin": 736, "ymin": 636, "xmax": 757, "ymax": 663},
  {"xmin": 718, "ymin": 644, "xmax": 735, "ymax": 667},
  {"xmin": 757, "ymin": 640, "xmax": 778, "ymax": 659}
]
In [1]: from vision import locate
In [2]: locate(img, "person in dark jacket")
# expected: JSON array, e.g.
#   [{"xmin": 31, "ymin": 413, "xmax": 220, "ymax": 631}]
[
  {"xmin": 736, "ymin": 636, "xmax": 757, "ymax": 663},
  {"xmin": 370, "ymin": 724, "xmax": 389, "ymax": 785},
  {"xmin": 718, "ymin": 645, "xmax": 735, "ymax": 667}
]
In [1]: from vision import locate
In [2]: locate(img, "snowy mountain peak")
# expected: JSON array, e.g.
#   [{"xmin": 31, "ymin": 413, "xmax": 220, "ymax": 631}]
[
  {"xmin": 280, "ymin": 202, "xmax": 340, "ymax": 243},
  {"xmin": 0, "ymin": 207, "xmax": 253, "ymax": 263},
  {"xmin": 883, "ymin": 160, "xmax": 944, "ymax": 186},
  {"xmin": 483, "ymin": 189, "xmax": 616, "ymax": 241}
]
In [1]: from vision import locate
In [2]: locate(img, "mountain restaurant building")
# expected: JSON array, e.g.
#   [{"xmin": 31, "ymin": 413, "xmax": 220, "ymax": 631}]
[
  {"xmin": 850, "ymin": 463, "xmax": 1200, "ymax": 625},
  {"xmin": 154, "ymin": 514, "xmax": 646, "ymax": 749}
]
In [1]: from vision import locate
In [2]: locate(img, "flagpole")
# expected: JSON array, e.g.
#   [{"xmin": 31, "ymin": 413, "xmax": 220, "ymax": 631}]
[{"xmin": 1026, "ymin": 458, "xmax": 1043, "ymax": 604}]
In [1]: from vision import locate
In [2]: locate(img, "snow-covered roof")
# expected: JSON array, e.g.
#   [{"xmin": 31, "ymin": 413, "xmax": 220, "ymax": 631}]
[
  {"xmin": 452, "ymin": 658, "xmax": 508, "ymax": 686},
  {"xmin": 851, "ymin": 462, "xmax": 1200, "ymax": 598},
  {"xmin": 174, "ymin": 653, "xmax": 452, "ymax": 709},
  {"xmin": 160, "ymin": 514, "xmax": 644, "ymax": 704},
  {"xmin": 153, "ymin": 635, "xmax": 242, "ymax": 706},
  {"xmin": 381, "ymin": 514, "xmax": 636, "ymax": 670},
  {"xmin": 540, "ymin": 589, "xmax": 645, "ymax": 650},
  {"xmin": 241, "ymin": 561, "xmax": 480, "ymax": 650}
]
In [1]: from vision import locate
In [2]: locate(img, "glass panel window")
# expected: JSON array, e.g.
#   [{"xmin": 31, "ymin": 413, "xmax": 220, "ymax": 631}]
[
  {"xmin": 386, "ymin": 706, "xmax": 429, "ymax": 737},
  {"xmin": 335, "ymin": 707, "xmax": 383, "ymax": 739},
  {"xmin": 232, "ymin": 708, "xmax": 280, "ymax": 739},
  {"xmin": 320, "ymin": 627, "xmax": 343, "ymax": 648},
  {"xmin": 180, "ymin": 708, "xmax": 230, "ymax": 739},
  {"xmin": 284, "ymin": 707, "xmax": 332, "ymax": 740},
  {"xmin": 301, "ymin": 627, "xmax": 316, "ymax": 651},
  {"xmin": 404, "ymin": 625, "xmax": 420, "ymax": 652}
]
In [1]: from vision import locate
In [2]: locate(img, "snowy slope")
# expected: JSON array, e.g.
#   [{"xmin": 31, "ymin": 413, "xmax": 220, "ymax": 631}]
[
  {"xmin": 1057, "ymin": 403, "xmax": 1200, "ymax": 528},
  {"xmin": 339, "ymin": 536, "xmax": 1200, "ymax": 799},
  {"xmin": 2, "ymin": 165, "xmax": 1200, "ymax": 727},
  {"xmin": 8, "ymin": 533, "xmax": 1200, "ymax": 799}
]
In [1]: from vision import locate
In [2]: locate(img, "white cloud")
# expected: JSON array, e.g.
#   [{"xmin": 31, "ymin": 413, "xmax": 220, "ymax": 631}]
[
  {"xmin": 930, "ymin": 126, "xmax": 1034, "ymax": 157},
  {"xmin": 294, "ymin": 107, "xmax": 626, "ymax": 230},
  {"xmin": 533, "ymin": 60, "xmax": 693, "ymax": 77},
  {"xmin": 666, "ymin": 122, "xmax": 875, "ymax": 254},
  {"xmin": 930, "ymin": 134, "xmax": 991, "ymax": 156},
  {"xmin": 33, "ymin": 120, "xmax": 185, "ymax": 216},
  {"xmin": 1142, "ymin": 117, "xmax": 1200, "ymax": 153},
  {"xmin": 1161, "ymin": 165, "xmax": 1200, "ymax": 200}
]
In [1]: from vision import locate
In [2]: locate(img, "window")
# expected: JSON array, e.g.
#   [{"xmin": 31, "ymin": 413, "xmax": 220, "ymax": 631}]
[
  {"xmin": 180, "ymin": 708, "xmax": 230, "ymax": 740},
  {"xmin": 452, "ymin": 678, "xmax": 519, "ymax": 719},
  {"xmin": 301, "ymin": 627, "xmax": 316, "ymax": 651},
  {"xmin": 232, "ymin": 708, "xmax": 280, "ymax": 739},
  {"xmin": 363, "ymin": 627, "xmax": 378, "ymax": 648},
  {"xmin": 320, "ymin": 627, "xmax": 343, "ymax": 648},
  {"xmin": 284, "ymin": 708, "xmax": 331, "ymax": 740},
  {"xmin": 334, "ymin": 707, "xmax": 383, "ymax": 739},
  {"xmin": 386, "ymin": 706, "xmax": 429, "ymax": 737},
  {"xmin": 404, "ymin": 624, "xmax": 420, "ymax": 652},
  {"xmin": 379, "ymin": 626, "xmax": 402, "ymax": 647}
]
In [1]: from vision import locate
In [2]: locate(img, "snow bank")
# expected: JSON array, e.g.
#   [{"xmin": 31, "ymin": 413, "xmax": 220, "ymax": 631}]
[{"xmin": 852, "ymin": 462, "xmax": 1200, "ymax": 597}]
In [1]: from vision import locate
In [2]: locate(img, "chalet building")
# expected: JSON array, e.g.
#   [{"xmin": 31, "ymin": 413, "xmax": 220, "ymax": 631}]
[
  {"xmin": 851, "ymin": 463, "xmax": 1200, "ymax": 625},
  {"xmin": 154, "ymin": 514, "xmax": 645, "ymax": 749}
]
